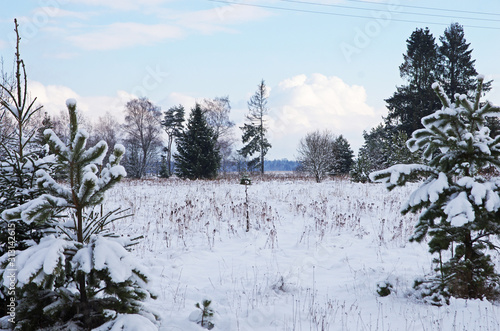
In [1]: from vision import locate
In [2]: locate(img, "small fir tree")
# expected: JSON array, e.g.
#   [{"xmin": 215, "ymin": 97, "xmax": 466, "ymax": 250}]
[
  {"xmin": 1, "ymin": 99, "xmax": 158, "ymax": 330},
  {"xmin": 174, "ymin": 104, "xmax": 221, "ymax": 180},
  {"xmin": 371, "ymin": 76, "xmax": 500, "ymax": 303},
  {"xmin": 194, "ymin": 300, "xmax": 215, "ymax": 330}
]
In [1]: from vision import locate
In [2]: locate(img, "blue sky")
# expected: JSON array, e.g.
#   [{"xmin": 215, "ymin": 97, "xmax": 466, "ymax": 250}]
[{"xmin": 2, "ymin": 0, "xmax": 500, "ymax": 159}]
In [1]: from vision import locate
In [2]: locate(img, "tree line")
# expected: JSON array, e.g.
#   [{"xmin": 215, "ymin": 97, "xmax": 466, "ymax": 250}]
[
  {"xmin": 0, "ymin": 22, "xmax": 491, "ymax": 185},
  {"xmin": 0, "ymin": 82, "xmax": 274, "ymax": 181},
  {"xmin": 351, "ymin": 22, "xmax": 496, "ymax": 182}
]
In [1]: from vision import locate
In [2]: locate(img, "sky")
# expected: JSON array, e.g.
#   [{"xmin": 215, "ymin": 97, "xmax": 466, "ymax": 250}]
[{"xmin": 2, "ymin": 0, "xmax": 500, "ymax": 160}]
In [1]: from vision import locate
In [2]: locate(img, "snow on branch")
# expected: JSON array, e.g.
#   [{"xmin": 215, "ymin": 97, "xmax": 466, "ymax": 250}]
[{"xmin": 369, "ymin": 164, "xmax": 434, "ymax": 190}]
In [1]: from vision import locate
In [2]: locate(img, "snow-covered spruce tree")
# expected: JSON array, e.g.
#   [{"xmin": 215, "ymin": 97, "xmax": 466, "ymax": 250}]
[
  {"xmin": 1, "ymin": 99, "xmax": 158, "ymax": 330},
  {"xmin": 370, "ymin": 75, "xmax": 500, "ymax": 304},
  {"xmin": 175, "ymin": 103, "xmax": 220, "ymax": 180}
]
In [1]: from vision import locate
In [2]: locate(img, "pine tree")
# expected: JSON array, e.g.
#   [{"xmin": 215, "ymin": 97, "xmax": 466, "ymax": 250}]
[
  {"xmin": 0, "ymin": 20, "xmax": 54, "ymax": 317},
  {"xmin": 438, "ymin": 23, "xmax": 491, "ymax": 102},
  {"xmin": 350, "ymin": 124, "xmax": 393, "ymax": 182},
  {"xmin": 161, "ymin": 104, "xmax": 185, "ymax": 177},
  {"xmin": 371, "ymin": 76, "xmax": 500, "ymax": 304},
  {"xmin": 174, "ymin": 104, "xmax": 220, "ymax": 180},
  {"xmin": 239, "ymin": 80, "xmax": 272, "ymax": 174},
  {"xmin": 385, "ymin": 28, "xmax": 441, "ymax": 136},
  {"xmin": 1, "ymin": 99, "xmax": 158, "ymax": 330}
]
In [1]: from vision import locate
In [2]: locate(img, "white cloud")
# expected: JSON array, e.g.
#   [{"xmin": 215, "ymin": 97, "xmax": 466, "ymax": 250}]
[
  {"xmin": 161, "ymin": 92, "xmax": 197, "ymax": 110},
  {"xmin": 64, "ymin": 0, "xmax": 172, "ymax": 11},
  {"xmin": 29, "ymin": 81, "xmax": 134, "ymax": 122},
  {"xmin": 169, "ymin": 4, "xmax": 273, "ymax": 34},
  {"xmin": 67, "ymin": 23, "xmax": 184, "ymax": 50},
  {"xmin": 266, "ymin": 73, "xmax": 386, "ymax": 159},
  {"xmin": 0, "ymin": 39, "xmax": 6, "ymax": 49},
  {"xmin": 14, "ymin": 2, "xmax": 272, "ymax": 51},
  {"xmin": 45, "ymin": 52, "xmax": 80, "ymax": 59},
  {"xmin": 31, "ymin": 7, "xmax": 94, "ymax": 20}
]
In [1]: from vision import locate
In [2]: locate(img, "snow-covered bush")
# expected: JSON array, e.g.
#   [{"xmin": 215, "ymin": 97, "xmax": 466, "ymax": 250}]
[
  {"xmin": 370, "ymin": 75, "xmax": 500, "ymax": 302},
  {"xmin": 1, "ymin": 99, "xmax": 157, "ymax": 330}
]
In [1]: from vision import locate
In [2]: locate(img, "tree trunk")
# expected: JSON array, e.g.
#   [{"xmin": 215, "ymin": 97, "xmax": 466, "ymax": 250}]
[
  {"xmin": 167, "ymin": 136, "xmax": 173, "ymax": 176},
  {"xmin": 463, "ymin": 230, "xmax": 474, "ymax": 297}
]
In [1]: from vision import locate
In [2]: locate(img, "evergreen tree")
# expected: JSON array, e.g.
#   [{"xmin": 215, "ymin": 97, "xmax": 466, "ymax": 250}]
[
  {"xmin": 174, "ymin": 104, "xmax": 220, "ymax": 180},
  {"xmin": 0, "ymin": 20, "xmax": 54, "ymax": 317},
  {"xmin": 1, "ymin": 99, "xmax": 157, "ymax": 330},
  {"xmin": 351, "ymin": 127, "xmax": 421, "ymax": 183},
  {"xmin": 330, "ymin": 135, "xmax": 354, "ymax": 176},
  {"xmin": 438, "ymin": 23, "xmax": 491, "ymax": 102},
  {"xmin": 371, "ymin": 76, "xmax": 500, "ymax": 304},
  {"xmin": 239, "ymin": 80, "xmax": 272, "ymax": 174},
  {"xmin": 161, "ymin": 104, "xmax": 185, "ymax": 177},
  {"xmin": 385, "ymin": 28, "xmax": 441, "ymax": 136},
  {"xmin": 349, "ymin": 152, "xmax": 372, "ymax": 183}
]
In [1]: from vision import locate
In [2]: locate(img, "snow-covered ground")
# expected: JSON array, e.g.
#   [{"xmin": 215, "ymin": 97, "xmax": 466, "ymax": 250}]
[{"xmin": 106, "ymin": 177, "xmax": 500, "ymax": 331}]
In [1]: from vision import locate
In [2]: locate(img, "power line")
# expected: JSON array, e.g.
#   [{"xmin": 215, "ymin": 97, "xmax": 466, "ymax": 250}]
[
  {"xmin": 276, "ymin": 0, "xmax": 500, "ymax": 23},
  {"xmin": 344, "ymin": 0, "xmax": 500, "ymax": 17},
  {"xmin": 207, "ymin": 0, "xmax": 500, "ymax": 30}
]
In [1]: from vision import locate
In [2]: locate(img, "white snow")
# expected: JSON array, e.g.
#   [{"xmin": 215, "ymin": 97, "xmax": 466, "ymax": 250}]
[
  {"xmin": 82, "ymin": 141, "xmax": 108, "ymax": 165},
  {"xmin": 96, "ymin": 178, "xmax": 500, "ymax": 330},
  {"xmin": 114, "ymin": 144, "xmax": 125, "ymax": 155},
  {"xmin": 443, "ymin": 192, "xmax": 474, "ymax": 227},
  {"xmin": 93, "ymin": 236, "xmax": 144, "ymax": 283},
  {"xmin": 73, "ymin": 245, "xmax": 93, "ymax": 274},
  {"xmin": 66, "ymin": 98, "xmax": 77, "ymax": 108},
  {"xmin": 4, "ymin": 102, "xmax": 19, "ymax": 118},
  {"xmin": 44, "ymin": 129, "xmax": 69, "ymax": 155},
  {"xmin": 109, "ymin": 165, "xmax": 127, "ymax": 178},
  {"xmin": 92, "ymin": 314, "xmax": 158, "ymax": 331},
  {"xmin": 12, "ymin": 236, "xmax": 74, "ymax": 287}
]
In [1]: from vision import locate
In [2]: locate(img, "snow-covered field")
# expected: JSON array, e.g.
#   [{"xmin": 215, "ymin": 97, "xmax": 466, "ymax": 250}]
[{"xmin": 106, "ymin": 176, "xmax": 500, "ymax": 331}]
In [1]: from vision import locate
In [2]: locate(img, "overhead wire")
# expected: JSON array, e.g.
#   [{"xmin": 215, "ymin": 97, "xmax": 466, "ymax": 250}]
[
  {"xmin": 276, "ymin": 0, "xmax": 500, "ymax": 22},
  {"xmin": 207, "ymin": 0, "xmax": 500, "ymax": 30},
  {"xmin": 343, "ymin": 0, "xmax": 500, "ymax": 17}
]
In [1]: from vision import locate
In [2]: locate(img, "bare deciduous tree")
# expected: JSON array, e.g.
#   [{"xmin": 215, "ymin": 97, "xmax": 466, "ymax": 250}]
[
  {"xmin": 200, "ymin": 96, "xmax": 235, "ymax": 174},
  {"xmin": 122, "ymin": 97, "xmax": 162, "ymax": 178},
  {"xmin": 296, "ymin": 130, "xmax": 336, "ymax": 183},
  {"xmin": 94, "ymin": 112, "xmax": 121, "ymax": 164}
]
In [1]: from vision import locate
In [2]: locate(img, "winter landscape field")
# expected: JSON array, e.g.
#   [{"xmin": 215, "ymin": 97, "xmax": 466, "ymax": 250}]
[{"xmin": 104, "ymin": 175, "xmax": 500, "ymax": 331}]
